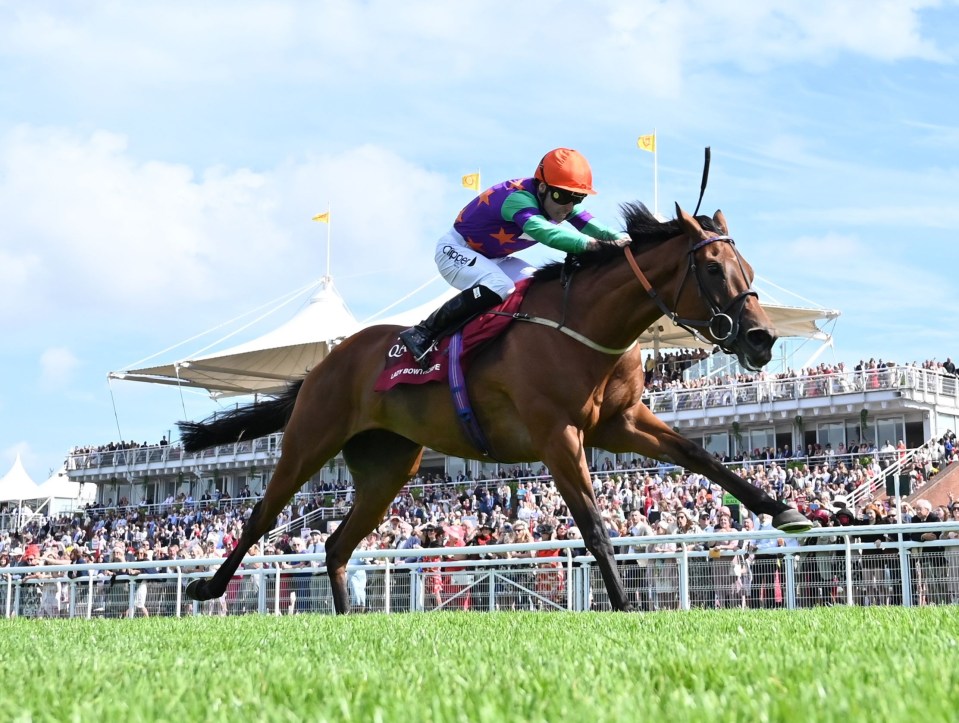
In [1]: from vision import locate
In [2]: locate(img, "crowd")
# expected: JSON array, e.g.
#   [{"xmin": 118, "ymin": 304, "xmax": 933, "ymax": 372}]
[
  {"xmin": 642, "ymin": 355, "xmax": 958, "ymax": 395},
  {"xmin": 68, "ymin": 436, "xmax": 171, "ymax": 456},
  {"xmin": 2, "ymin": 430, "xmax": 958, "ymax": 616}
]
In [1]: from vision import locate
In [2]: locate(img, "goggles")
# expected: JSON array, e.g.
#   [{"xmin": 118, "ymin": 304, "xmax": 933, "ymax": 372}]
[{"xmin": 548, "ymin": 186, "xmax": 587, "ymax": 205}]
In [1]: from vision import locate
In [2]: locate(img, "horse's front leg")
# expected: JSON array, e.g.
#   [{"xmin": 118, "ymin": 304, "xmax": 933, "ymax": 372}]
[
  {"xmin": 539, "ymin": 424, "xmax": 632, "ymax": 611},
  {"xmin": 592, "ymin": 404, "xmax": 811, "ymax": 533}
]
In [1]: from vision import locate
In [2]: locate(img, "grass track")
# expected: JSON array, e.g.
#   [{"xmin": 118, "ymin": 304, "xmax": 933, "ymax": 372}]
[{"xmin": 1, "ymin": 607, "xmax": 957, "ymax": 722}]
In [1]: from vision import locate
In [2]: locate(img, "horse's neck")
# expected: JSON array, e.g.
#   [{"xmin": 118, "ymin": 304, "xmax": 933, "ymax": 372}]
[{"xmin": 540, "ymin": 242, "xmax": 685, "ymax": 352}]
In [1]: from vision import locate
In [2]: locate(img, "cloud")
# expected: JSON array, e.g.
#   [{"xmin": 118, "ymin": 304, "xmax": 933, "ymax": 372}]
[
  {"xmin": 0, "ymin": 126, "xmax": 455, "ymax": 331},
  {"xmin": 39, "ymin": 347, "xmax": 80, "ymax": 390},
  {"xmin": 0, "ymin": 2, "xmax": 949, "ymax": 102}
]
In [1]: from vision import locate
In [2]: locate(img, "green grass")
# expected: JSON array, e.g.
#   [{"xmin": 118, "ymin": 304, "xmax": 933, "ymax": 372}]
[{"xmin": 1, "ymin": 608, "xmax": 958, "ymax": 722}]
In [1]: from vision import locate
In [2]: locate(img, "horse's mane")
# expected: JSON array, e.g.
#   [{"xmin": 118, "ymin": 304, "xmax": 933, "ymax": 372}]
[{"xmin": 532, "ymin": 202, "xmax": 721, "ymax": 282}]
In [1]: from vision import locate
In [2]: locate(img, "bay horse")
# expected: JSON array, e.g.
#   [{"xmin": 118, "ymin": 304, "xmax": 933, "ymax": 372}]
[{"xmin": 180, "ymin": 202, "xmax": 811, "ymax": 613}]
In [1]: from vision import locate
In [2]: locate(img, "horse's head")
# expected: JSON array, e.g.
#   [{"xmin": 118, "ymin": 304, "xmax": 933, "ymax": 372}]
[{"xmin": 672, "ymin": 204, "xmax": 777, "ymax": 371}]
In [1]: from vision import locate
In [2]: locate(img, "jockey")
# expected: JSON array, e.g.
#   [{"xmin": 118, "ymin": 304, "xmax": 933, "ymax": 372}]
[{"xmin": 399, "ymin": 147, "xmax": 632, "ymax": 367}]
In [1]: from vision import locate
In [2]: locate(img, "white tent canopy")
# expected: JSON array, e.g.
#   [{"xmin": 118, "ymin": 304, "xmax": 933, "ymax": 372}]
[
  {"xmin": 110, "ymin": 277, "xmax": 361, "ymax": 397},
  {"xmin": 639, "ymin": 303, "xmax": 838, "ymax": 350},
  {"xmin": 111, "ymin": 276, "xmax": 839, "ymax": 398},
  {"xmin": 0, "ymin": 454, "xmax": 44, "ymax": 502},
  {"xmin": 38, "ymin": 470, "xmax": 82, "ymax": 499}
]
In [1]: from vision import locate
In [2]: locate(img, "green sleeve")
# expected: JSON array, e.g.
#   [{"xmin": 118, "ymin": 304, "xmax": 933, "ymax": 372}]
[
  {"xmin": 501, "ymin": 190, "xmax": 593, "ymax": 253},
  {"xmin": 581, "ymin": 218, "xmax": 622, "ymax": 241}
]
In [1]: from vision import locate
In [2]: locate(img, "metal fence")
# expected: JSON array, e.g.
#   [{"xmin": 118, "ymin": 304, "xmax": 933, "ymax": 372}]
[{"xmin": 3, "ymin": 523, "xmax": 958, "ymax": 618}]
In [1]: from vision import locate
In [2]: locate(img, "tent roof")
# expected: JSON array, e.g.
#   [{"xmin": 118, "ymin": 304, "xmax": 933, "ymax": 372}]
[
  {"xmin": 111, "ymin": 276, "xmax": 839, "ymax": 398},
  {"xmin": 37, "ymin": 470, "xmax": 82, "ymax": 499},
  {"xmin": 110, "ymin": 277, "xmax": 360, "ymax": 397},
  {"xmin": 0, "ymin": 454, "xmax": 44, "ymax": 502},
  {"xmin": 639, "ymin": 303, "xmax": 838, "ymax": 350}
]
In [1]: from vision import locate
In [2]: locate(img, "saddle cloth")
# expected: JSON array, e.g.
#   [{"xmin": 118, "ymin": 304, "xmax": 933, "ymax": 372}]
[{"xmin": 374, "ymin": 279, "xmax": 531, "ymax": 392}]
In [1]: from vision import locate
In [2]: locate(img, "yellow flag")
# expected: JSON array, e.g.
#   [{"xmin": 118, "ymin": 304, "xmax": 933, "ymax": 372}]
[
  {"xmin": 461, "ymin": 173, "xmax": 481, "ymax": 191},
  {"xmin": 637, "ymin": 134, "xmax": 656, "ymax": 153},
  {"xmin": 312, "ymin": 211, "xmax": 330, "ymax": 223}
]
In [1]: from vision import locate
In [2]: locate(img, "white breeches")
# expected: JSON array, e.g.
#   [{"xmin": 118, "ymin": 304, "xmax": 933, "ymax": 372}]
[{"xmin": 433, "ymin": 228, "xmax": 537, "ymax": 301}]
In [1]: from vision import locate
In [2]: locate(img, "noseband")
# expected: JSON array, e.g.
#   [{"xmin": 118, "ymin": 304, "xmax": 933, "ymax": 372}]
[{"xmin": 623, "ymin": 234, "xmax": 758, "ymax": 354}]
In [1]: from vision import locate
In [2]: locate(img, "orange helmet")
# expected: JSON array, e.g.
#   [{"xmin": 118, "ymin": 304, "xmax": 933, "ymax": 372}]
[{"xmin": 534, "ymin": 148, "xmax": 597, "ymax": 195}]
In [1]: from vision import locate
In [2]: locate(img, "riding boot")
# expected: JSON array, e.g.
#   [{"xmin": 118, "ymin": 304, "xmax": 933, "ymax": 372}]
[{"xmin": 399, "ymin": 285, "xmax": 502, "ymax": 369}]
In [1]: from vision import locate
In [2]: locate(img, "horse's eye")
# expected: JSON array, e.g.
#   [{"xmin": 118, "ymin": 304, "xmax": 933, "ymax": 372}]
[{"xmin": 706, "ymin": 262, "xmax": 723, "ymax": 276}]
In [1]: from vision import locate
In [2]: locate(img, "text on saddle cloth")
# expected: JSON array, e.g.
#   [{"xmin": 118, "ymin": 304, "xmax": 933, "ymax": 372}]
[{"xmin": 374, "ymin": 279, "xmax": 531, "ymax": 392}]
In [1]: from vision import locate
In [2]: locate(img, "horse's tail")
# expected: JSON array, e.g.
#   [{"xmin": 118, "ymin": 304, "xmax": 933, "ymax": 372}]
[{"xmin": 177, "ymin": 379, "xmax": 305, "ymax": 453}]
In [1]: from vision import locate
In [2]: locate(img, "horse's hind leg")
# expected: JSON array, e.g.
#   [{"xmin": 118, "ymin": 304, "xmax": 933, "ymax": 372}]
[
  {"xmin": 185, "ymin": 412, "xmax": 346, "ymax": 603},
  {"xmin": 324, "ymin": 430, "xmax": 424, "ymax": 614}
]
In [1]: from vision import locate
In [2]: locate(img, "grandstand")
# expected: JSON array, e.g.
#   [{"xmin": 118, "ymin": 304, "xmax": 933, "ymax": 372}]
[{"xmin": 63, "ymin": 361, "xmax": 959, "ymax": 512}]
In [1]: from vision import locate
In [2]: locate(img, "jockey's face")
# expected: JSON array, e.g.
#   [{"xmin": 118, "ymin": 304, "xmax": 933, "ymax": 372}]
[{"xmin": 538, "ymin": 182, "xmax": 579, "ymax": 222}]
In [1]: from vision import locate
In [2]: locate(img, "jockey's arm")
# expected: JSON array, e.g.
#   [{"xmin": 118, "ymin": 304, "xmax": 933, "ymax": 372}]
[{"xmin": 503, "ymin": 190, "xmax": 627, "ymax": 253}]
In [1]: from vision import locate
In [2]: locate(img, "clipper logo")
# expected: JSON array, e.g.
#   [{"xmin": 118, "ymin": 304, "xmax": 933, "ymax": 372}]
[{"xmin": 442, "ymin": 245, "xmax": 477, "ymax": 268}]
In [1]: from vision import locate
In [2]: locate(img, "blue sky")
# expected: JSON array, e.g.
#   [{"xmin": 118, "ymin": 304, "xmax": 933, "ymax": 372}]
[{"xmin": 2, "ymin": 0, "xmax": 958, "ymax": 482}]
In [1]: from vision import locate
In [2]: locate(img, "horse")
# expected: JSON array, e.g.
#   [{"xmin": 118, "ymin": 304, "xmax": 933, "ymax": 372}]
[{"xmin": 179, "ymin": 201, "xmax": 811, "ymax": 613}]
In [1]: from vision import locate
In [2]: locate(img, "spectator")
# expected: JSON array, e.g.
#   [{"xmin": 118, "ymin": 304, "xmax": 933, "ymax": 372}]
[
  {"xmin": 708, "ymin": 512, "xmax": 740, "ymax": 609},
  {"xmin": 910, "ymin": 499, "xmax": 946, "ymax": 605}
]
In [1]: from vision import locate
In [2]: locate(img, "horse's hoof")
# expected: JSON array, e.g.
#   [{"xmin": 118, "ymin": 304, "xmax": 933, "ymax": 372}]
[
  {"xmin": 773, "ymin": 509, "xmax": 812, "ymax": 533},
  {"xmin": 185, "ymin": 580, "xmax": 208, "ymax": 601}
]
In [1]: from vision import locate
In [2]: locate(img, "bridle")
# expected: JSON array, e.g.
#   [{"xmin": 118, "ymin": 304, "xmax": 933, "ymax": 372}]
[{"xmin": 623, "ymin": 233, "xmax": 759, "ymax": 355}]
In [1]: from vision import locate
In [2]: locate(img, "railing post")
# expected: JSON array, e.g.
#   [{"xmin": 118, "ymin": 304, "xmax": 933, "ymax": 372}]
[
  {"xmin": 127, "ymin": 577, "xmax": 136, "ymax": 618},
  {"xmin": 783, "ymin": 555, "xmax": 797, "ymax": 610},
  {"xmin": 273, "ymin": 565, "xmax": 282, "ymax": 615},
  {"xmin": 899, "ymin": 543, "xmax": 913, "ymax": 607},
  {"xmin": 175, "ymin": 568, "xmax": 183, "ymax": 618},
  {"xmin": 257, "ymin": 570, "xmax": 267, "ymax": 615},
  {"xmin": 844, "ymin": 537, "xmax": 855, "ymax": 606},
  {"xmin": 67, "ymin": 580, "xmax": 76, "ymax": 619},
  {"xmin": 410, "ymin": 570, "xmax": 421, "ymax": 612},
  {"xmin": 384, "ymin": 558, "xmax": 391, "ymax": 615},
  {"xmin": 86, "ymin": 575, "xmax": 94, "ymax": 619},
  {"xmin": 583, "ymin": 560, "xmax": 593, "ymax": 611},
  {"xmin": 679, "ymin": 547, "xmax": 690, "ymax": 611}
]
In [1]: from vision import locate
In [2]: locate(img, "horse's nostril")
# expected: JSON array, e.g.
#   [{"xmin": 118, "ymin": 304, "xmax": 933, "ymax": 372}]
[{"xmin": 746, "ymin": 328, "xmax": 775, "ymax": 351}]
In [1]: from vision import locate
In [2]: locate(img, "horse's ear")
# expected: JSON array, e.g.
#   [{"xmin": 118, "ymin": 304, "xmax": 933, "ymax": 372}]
[
  {"xmin": 675, "ymin": 203, "xmax": 704, "ymax": 238},
  {"xmin": 712, "ymin": 209, "xmax": 728, "ymax": 235}
]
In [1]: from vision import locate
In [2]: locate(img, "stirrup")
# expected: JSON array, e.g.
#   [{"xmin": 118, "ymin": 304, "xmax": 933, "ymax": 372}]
[{"xmin": 398, "ymin": 328, "xmax": 434, "ymax": 369}]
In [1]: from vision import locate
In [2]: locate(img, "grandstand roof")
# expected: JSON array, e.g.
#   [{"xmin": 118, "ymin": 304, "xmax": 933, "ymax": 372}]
[
  {"xmin": 110, "ymin": 276, "xmax": 360, "ymax": 397},
  {"xmin": 109, "ymin": 275, "xmax": 839, "ymax": 398}
]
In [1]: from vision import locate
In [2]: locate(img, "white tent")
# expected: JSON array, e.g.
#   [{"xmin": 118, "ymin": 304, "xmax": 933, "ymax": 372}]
[
  {"xmin": 110, "ymin": 276, "xmax": 361, "ymax": 397},
  {"xmin": 38, "ymin": 470, "xmax": 82, "ymax": 499},
  {"xmin": 37, "ymin": 469, "xmax": 93, "ymax": 514},
  {"xmin": 0, "ymin": 454, "xmax": 44, "ymax": 502}
]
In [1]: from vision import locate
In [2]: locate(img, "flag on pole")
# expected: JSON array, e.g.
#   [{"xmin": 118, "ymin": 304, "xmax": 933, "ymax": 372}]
[
  {"xmin": 312, "ymin": 211, "xmax": 331, "ymax": 223},
  {"xmin": 461, "ymin": 173, "xmax": 481, "ymax": 191},
  {"xmin": 637, "ymin": 134, "xmax": 656, "ymax": 153}
]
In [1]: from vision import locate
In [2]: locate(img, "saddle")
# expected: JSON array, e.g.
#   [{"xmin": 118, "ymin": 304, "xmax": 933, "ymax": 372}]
[{"xmin": 374, "ymin": 279, "xmax": 531, "ymax": 392}]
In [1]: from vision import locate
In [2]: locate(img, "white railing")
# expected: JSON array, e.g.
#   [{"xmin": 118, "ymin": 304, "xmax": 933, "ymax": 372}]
[
  {"xmin": 3, "ymin": 522, "xmax": 958, "ymax": 618},
  {"xmin": 847, "ymin": 438, "xmax": 935, "ymax": 508},
  {"xmin": 643, "ymin": 366, "xmax": 958, "ymax": 414}
]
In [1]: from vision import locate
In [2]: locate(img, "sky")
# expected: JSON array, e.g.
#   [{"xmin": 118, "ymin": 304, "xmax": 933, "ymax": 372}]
[{"xmin": 2, "ymin": 0, "xmax": 959, "ymax": 482}]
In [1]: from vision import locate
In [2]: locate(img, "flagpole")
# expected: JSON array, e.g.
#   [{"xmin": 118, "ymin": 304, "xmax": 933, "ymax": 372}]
[
  {"xmin": 325, "ymin": 201, "xmax": 332, "ymax": 282},
  {"xmin": 653, "ymin": 128, "xmax": 658, "ymax": 217}
]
